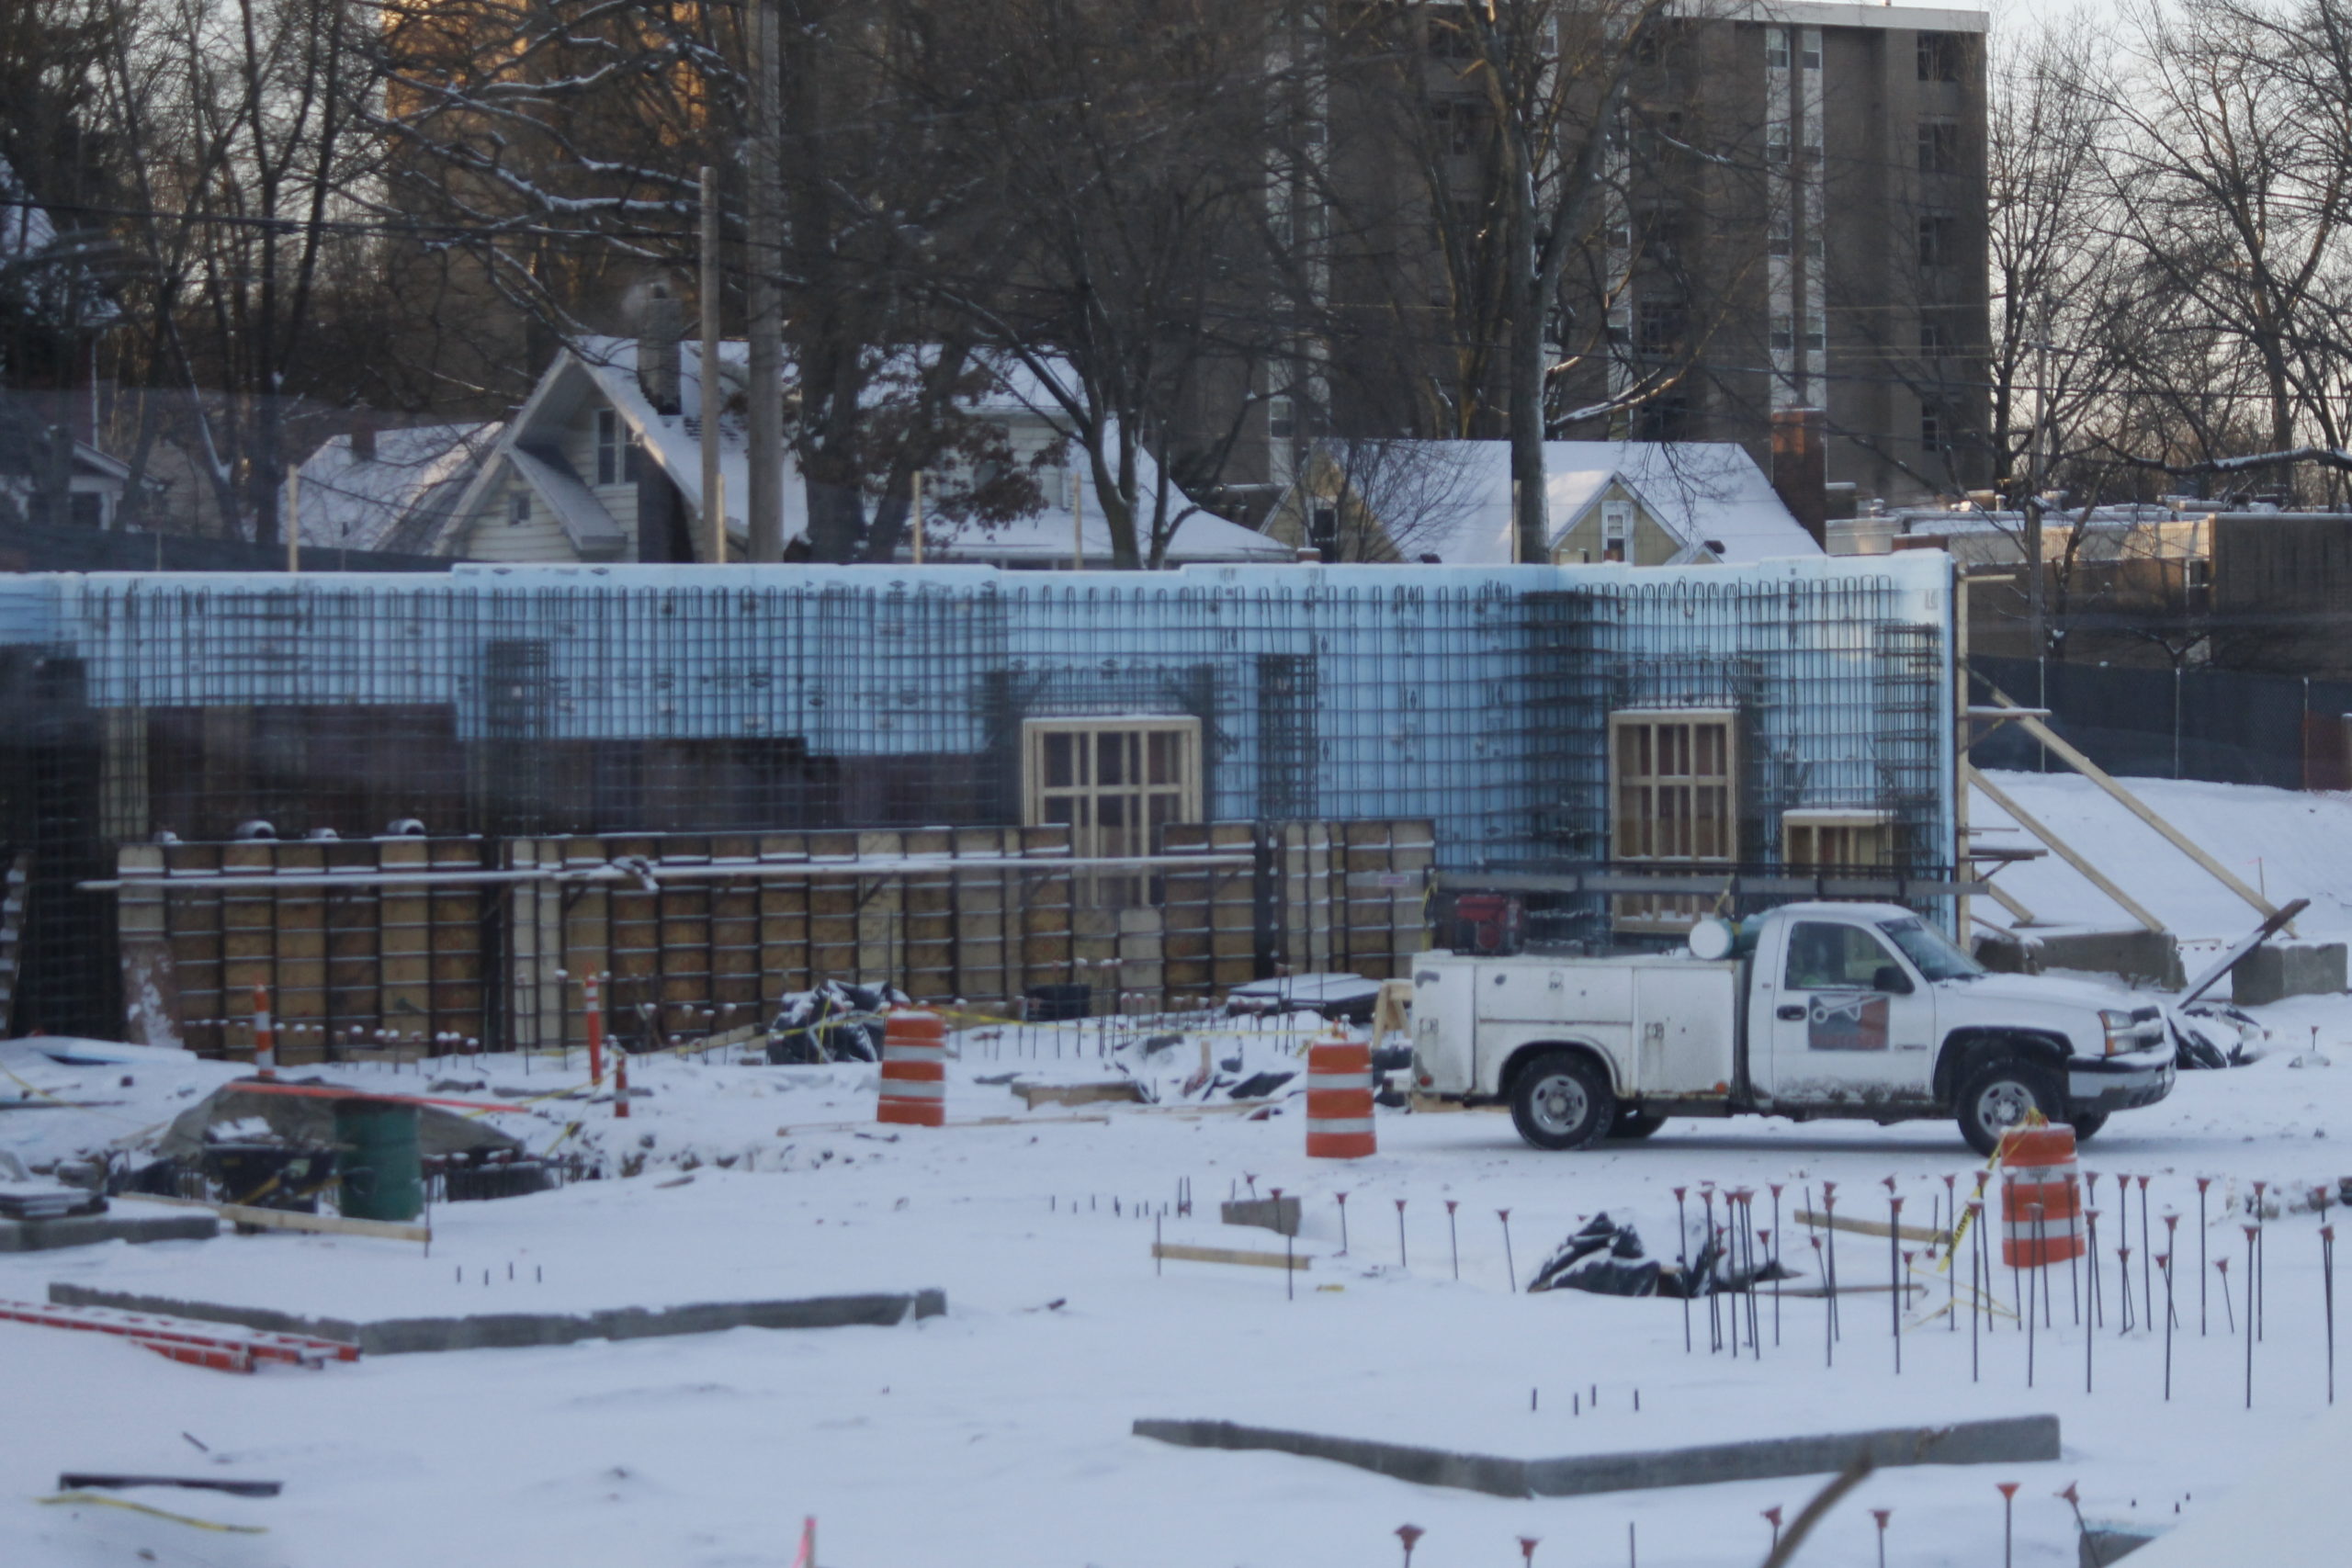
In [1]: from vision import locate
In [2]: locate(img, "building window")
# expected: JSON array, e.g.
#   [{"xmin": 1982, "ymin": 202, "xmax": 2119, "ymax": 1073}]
[
  {"xmin": 1427, "ymin": 6, "xmax": 1480, "ymax": 61},
  {"xmin": 1767, "ymin": 122, "xmax": 1790, "ymax": 164},
  {"xmin": 1611, "ymin": 709, "xmax": 1737, "ymax": 932},
  {"xmin": 595, "ymin": 410, "xmax": 640, "ymax": 487},
  {"xmin": 1770, "ymin": 208, "xmax": 1792, "ymax": 257},
  {"xmin": 1267, "ymin": 397, "xmax": 1295, "ymax": 441},
  {"xmin": 1918, "ymin": 119, "xmax": 1962, "ymax": 175},
  {"xmin": 1430, "ymin": 98, "xmax": 1482, "ymax": 156},
  {"xmin": 509, "ymin": 490, "xmax": 531, "ymax": 526},
  {"xmin": 1917, "ymin": 30, "xmax": 1964, "ymax": 82},
  {"xmin": 1632, "ymin": 394, "xmax": 1689, "ymax": 442},
  {"xmin": 1917, "ymin": 213, "xmax": 1957, "ymax": 270},
  {"xmin": 1023, "ymin": 717, "xmax": 1201, "ymax": 906},
  {"xmin": 1767, "ymin": 29, "xmax": 1790, "ymax": 69},
  {"xmin": 1308, "ymin": 503, "xmax": 1340, "ymax": 558},
  {"xmin": 1921, "ymin": 402, "xmax": 1950, "ymax": 452},
  {"xmin": 1601, "ymin": 500, "xmax": 1633, "ymax": 561},
  {"xmin": 1635, "ymin": 299, "xmax": 1685, "ymax": 355},
  {"xmin": 1770, "ymin": 312, "xmax": 1794, "ymax": 352},
  {"xmin": 1801, "ymin": 34, "xmax": 1821, "ymax": 70},
  {"xmin": 1783, "ymin": 810, "xmax": 1894, "ymax": 871},
  {"xmin": 1804, "ymin": 321, "xmax": 1826, "ymax": 352},
  {"xmin": 1919, "ymin": 317, "xmax": 1949, "ymax": 356}
]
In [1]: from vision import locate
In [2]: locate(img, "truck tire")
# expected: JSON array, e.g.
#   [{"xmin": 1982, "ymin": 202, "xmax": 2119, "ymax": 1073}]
[
  {"xmin": 1611, "ymin": 1106, "xmax": 1667, "ymax": 1140},
  {"xmin": 2069, "ymin": 1111, "xmax": 2109, "ymax": 1142},
  {"xmin": 1510, "ymin": 1053, "xmax": 1616, "ymax": 1151},
  {"xmin": 1954, "ymin": 1055, "xmax": 2063, "ymax": 1156}
]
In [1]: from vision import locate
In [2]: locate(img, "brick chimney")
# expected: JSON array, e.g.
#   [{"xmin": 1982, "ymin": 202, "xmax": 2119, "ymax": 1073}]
[
  {"xmin": 1770, "ymin": 407, "xmax": 1826, "ymax": 548},
  {"xmin": 638, "ymin": 283, "xmax": 683, "ymax": 415}
]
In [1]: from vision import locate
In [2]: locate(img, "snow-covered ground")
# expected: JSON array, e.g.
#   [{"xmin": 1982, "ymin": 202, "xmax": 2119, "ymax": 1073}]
[{"xmin": 2, "ymin": 769, "xmax": 2348, "ymax": 1567}]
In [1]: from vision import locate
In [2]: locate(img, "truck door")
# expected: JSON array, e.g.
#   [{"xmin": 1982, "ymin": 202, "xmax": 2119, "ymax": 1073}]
[{"xmin": 1764, "ymin": 918, "xmax": 1935, "ymax": 1104}]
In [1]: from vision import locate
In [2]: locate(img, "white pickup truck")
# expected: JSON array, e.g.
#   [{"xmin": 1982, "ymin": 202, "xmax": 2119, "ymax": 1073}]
[{"xmin": 1408, "ymin": 901, "xmax": 2176, "ymax": 1155}]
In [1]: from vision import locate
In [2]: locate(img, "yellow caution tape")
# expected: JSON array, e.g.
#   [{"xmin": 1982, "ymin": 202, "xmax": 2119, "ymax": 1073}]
[{"xmin": 37, "ymin": 1491, "xmax": 268, "ymax": 1534}]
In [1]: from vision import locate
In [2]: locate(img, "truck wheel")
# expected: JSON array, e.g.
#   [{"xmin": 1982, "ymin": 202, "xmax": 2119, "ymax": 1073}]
[
  {"xmin": 2069, "ymin": 1111, "xmax": 2109, "ymax": 1142},
  {"xmin": 1510, "ymin": 1054, "xmax": 1616, "ymax": 1152},
  {"xmin": 1611, "ymin": 1106, "xmax": 1667, "ymax": 1140},
  {"xmin": 1955, "ymin": 1055, "xmax": 2063, "ymax": 1156}
]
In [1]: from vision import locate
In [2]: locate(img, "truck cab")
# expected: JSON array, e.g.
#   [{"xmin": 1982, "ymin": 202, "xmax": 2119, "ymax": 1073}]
[{"xmin": 1408, "ymin": 901, "xmax": 2176, "ymax": 1154}]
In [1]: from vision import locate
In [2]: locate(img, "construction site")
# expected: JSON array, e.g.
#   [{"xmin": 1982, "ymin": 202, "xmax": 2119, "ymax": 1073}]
[{"xmin": 4, "ymin": 554, "xmax": 2350, "ymax": 1568}]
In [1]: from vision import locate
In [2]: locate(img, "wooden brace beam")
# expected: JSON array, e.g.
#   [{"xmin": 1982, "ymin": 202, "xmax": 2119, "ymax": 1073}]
[{"xmin": 1966, "ymin": 766, "xmax": 2165, "ymax": 934}]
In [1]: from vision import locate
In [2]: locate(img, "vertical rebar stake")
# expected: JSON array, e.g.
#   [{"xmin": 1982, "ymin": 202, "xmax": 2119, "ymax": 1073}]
[
  {"xmin": 2197, "ymin": 1177, "xmax": 2211, "ymax": 1336},
  {"xmin": 1674, "ymin": 1187, "xmax": 1692, "ymax": 1352}
]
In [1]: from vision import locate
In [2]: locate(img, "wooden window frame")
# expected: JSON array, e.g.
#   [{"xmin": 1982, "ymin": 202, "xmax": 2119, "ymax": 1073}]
[
  {"xmin": 1610, "ymin": 708, "xmax": 1737, "ymax": 933},
  {"xmin": 1781, "ymin": 809, "xmax": 1894, "ymax": 871},
  {"xmin": 1022, "ymin": 716, "xmax": 1202, "ymax": 907}
]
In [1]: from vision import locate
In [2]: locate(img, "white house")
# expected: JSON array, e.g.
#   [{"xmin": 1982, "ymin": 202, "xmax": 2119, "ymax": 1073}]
[
  {"xmin": 1266, "ymin": 439, "xmax": 1824, "ymax": 566},
  {"xmin": 421, "ymin": 336, "xmax": 1290, "ymax": 567}
]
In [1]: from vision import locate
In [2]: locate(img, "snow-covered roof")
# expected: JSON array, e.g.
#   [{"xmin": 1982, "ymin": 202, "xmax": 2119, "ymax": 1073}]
[
  {"xmin": 474, "ymin": 336, "xmax": 1287, "ymax": 565},
  {"xmin": 1316, "ymin": 439, "xmax": 1822, "ymax": 566},
  {"xmin": 288, "ymin": 423, "xmax": 499, "ymax": 552},
  {"xmin": 0, "ymin": 152, "xmax": 115, "ymax": 325}
]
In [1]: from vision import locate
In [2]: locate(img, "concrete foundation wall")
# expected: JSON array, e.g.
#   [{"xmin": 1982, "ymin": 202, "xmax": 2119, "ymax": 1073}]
[
  {"xmin": 50, "ymin": 1282, "xmax": 945, "ymax": 1355},
  {"xmin": 1975, "ymin": 929, "xmax": 2185, "ymax": 989},
  {"xmin": 1133, "ymin": 1414, "xmax": 2061, "ymax": 1500},
  {"xmin": 2232, "ymin": 943, "xmax": 2347, "ymax": 1006}
]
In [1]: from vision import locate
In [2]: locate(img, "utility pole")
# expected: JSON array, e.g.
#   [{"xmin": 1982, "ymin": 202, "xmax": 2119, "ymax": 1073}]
[
  {"xmin": 2024, "ymin": 294, "xmax": 2052, "ymax": 660},
  {"xmin": 699, "ymin": 164, "xmax": 725, "ymax": 566},
  {"xmin": 745, "ymin": 0, "xmax": 785, "ymax": 562}
]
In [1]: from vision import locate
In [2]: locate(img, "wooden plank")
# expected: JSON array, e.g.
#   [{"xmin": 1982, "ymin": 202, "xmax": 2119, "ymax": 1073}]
[
  {"xmin": 1967, "ymin": 766, "xmax": 2164, "ymax": 933},
  {"xmin": 1153, "ymin": 1241, "xmax": 1309, "ymax": 1272},
  {"xmin": 116, "ymin": 1193, "xmax": 430, "ymax": 1245},
  {"xmin": 1794, "ymin": 1208, "xmax": 1951, "ymax": 1247},
  {"xmin": 1984, "ymin": 687, "xmax": 2287, "ymax": 929}
]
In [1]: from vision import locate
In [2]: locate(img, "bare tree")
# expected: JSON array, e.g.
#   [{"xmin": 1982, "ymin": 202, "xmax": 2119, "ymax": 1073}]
[{"xmin": 1297, "ymin": 436, "xmax": 1487, "ymax": 560}]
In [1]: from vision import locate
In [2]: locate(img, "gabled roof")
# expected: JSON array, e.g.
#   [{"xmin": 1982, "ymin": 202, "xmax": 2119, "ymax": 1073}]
[
  {"xmin": 289, "ymin": 423, "xmax": 499, "ymax": 552},
  {"xmin": 444, "ymin": 336, "xmax": 1288, "ymax": 565},
  {"xmin": 506, "ymin": 446, "xmax": 629, "ymax": 558},
  {"xmin": 1309, "ymin": 439, "xmax": 1821, "ymax": 565}
]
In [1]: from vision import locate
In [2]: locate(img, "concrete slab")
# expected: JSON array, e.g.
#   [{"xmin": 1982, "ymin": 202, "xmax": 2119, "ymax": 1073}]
[
  {"xmin": 48, "ymin": 1281, "xmax": 945, "ymax": 1355},
  {"xmin": 1133, "ymin": 1413, "xmax": 2061, "ymax": 1500},
  {"xmin": 2233, "ymin": 943, "xmax": 2347, "ymax": 1005},
  {"xmin": 0, "ymin": 1213, "xmax": 218, "ymax": 1253},
  {"xmin": 1220, "ymin": 1196, "xmax": 1301, "ymax": 1237}
]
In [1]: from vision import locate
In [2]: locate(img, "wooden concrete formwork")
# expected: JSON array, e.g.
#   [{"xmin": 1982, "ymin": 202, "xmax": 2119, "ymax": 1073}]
[{"xmin": 114, "ymin": 820, "xmax": 1435, "ymax": 1058}]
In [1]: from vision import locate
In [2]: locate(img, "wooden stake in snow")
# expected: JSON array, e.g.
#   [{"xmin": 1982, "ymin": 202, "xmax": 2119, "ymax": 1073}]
[
  {"xmin": 1498, "ymin": 1208, "xmax": 1516, "ymax": 1292},
  {"xmin": 1395, "ymin": 1199, "xmax": 1408, "ymax": 1269}
]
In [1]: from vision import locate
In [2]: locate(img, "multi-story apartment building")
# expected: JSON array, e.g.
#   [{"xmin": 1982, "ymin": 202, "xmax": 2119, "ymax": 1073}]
[{"xmin": 1295, "ymin": 2, "xmax": 1993, "ymax": 514}]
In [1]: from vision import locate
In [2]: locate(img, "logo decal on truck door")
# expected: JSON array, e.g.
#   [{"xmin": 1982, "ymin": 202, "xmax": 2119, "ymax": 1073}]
[{"xmin": 1808, "ymin": 992, "xmax": 1890, "ymax": 1051}]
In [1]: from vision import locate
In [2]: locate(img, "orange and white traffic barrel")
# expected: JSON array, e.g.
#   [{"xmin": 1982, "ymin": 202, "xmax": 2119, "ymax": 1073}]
[
  {"xmin": 1998, "ymin": 1123, "xmax": 2085, "ymax": 1267},
  {"xmin": 252, "ymin": 982, "xmax": 277, "ymax": 1077},
  {"xmin": 876, "ymin": 1009, "xmax": 947, "ymax": 1127},
  {"xmin": 1305, "ymin": 1028, "xmax": 1376, "ymax": 1159}
]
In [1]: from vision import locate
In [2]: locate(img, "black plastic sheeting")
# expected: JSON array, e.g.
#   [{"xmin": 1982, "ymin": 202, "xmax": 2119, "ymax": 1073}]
[
  {"xmin": 1527, "ymin": 1212, "xmax": 1795, "ymax": 1299},
  {"xmin": 1971, "ymin": 655, "xmax": 2352, "ymax": 789}
]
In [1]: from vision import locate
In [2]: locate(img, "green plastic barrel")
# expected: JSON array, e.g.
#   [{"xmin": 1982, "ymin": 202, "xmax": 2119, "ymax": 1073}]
[{"xmin": 335, "ymin": 1099, "xmax": 424, "ymax": 1222}]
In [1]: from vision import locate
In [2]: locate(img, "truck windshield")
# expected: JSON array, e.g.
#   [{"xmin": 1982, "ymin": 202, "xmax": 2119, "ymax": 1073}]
[{"xmin": 1877, "ymin": 917, "xmax": 1984, "ymax": 981}]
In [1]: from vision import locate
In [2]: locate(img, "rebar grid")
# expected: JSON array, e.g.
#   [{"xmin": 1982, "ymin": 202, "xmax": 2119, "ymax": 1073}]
[{"xmin": 0, "ymin": 563, "xmax": 1949, "ymax": 1038}]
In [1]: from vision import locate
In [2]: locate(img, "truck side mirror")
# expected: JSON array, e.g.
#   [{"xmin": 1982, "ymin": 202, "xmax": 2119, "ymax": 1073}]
[{"xmin": 1871, "ymin": 964, "xmax": 1913, "ymax": 996}]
